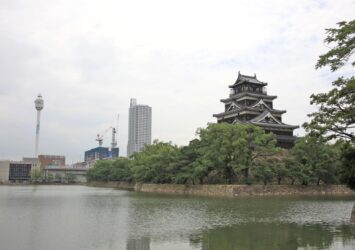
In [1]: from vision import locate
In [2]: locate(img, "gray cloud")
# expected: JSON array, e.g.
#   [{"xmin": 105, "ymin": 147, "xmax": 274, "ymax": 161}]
[{"xmin": 0, "ymin": 0, "xmax": 354, "ymax": 160}]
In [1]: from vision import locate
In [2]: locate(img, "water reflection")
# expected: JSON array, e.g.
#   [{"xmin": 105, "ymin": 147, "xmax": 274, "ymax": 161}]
[
  {"xmin": 1, "ymin": 186, "xmax": 355, "ymax": 250},
  {"xmin": 125, "ymin": 193, "xmax": 355, "ymax": 250},
  {"xmin": 124, "ymin": 223, "xmax": 355, "ymax": 250},
  {"xmin": 126, "ymin": 237, "xmax": 150, "ymax": 250},
  {"xmin": 197, "ymin": 223, "xmax": 355, "ymax": 250}
]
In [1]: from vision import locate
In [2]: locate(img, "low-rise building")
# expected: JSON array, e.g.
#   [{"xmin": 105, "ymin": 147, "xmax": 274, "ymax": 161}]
[
  {"xmin": 0, "ymin": 160, "xmax": 10, "ymax": 183},
  {"xmin": 0, "ymin": 160, "xmax": 33, "ymax": 183},
  {"xmin": 38, "ymin": 155, "xmax": 65, "ymax": 170},
  {"xmin": 9, "ymin": 162, "xmax": 32, "ymax": 182},
  {"xmin": 22, "ymin": 157, "xmax": 39, "ymax": 166}
]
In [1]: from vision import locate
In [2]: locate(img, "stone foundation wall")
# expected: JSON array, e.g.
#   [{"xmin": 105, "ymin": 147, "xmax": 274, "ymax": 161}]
[
  {"xmin": 88, "ymin": 182, "xmax": 355, "ymax": 197},
  {"xmin": 88, "ymin": 181, "xmax": 135, "ymax": 190},
  {"xmin": 232, "ymin": 184, "xmax": 355, "ymax": 196},
  {"xmin": 134, "ymin": 183, "xmax": 235, "ymax": 197}
]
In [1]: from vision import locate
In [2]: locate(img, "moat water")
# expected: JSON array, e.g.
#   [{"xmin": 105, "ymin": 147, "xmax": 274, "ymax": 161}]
[{"xmin": 0, "ymin": 185, "xmax": 355, "ymax": 250}]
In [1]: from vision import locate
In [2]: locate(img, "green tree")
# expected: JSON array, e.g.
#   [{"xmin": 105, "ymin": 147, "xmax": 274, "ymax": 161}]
[
  {"xmin": 336, "ymin": 141, "xmax": 355, "ymax": 188},
  {"xmin": 54, "ymin": 173, "xmax": 62, "ymax": 183},
  {"xmin": 87, "ymin": 160, "xmax": 113, "ymax": 182},
  {"xmin": 64, "ymin": 173, "xmax": 75, "ymax": 183},
  {"xmin": 195, "ymin": 123, "xmax": 239, "ymax": 184},
  {"xmin": 291, "ymin": 136, "xmax": 339, "ymax": 185},
  {"xmin": 304, "ymin": 20, "xmax": 355, "ymax": 142},
  {"xmin": 130, "ymin": 140, "xmax": 180, "ymax": 183},
  {"xmin": 175, "ymin": 139, "xmax": 202, "ymax": 184},
  {"xmin": 46, "ymin": 173, "xmax": 54, "ymax": 183},
  {"xmin": 272, "ymin": 157, "xmax": 289, "ymax": 185},
  {"xmin": 110, "ymin": 157, "xmax": 132, "ymax": 182},
  {"xmin": 240, "ymin": 125, "xmax": 281, "ymax": 182},
  {"xmin": 316, "ymin": 20, "xmax": 355, "ymax": 71},
  {"xmin": 86, "ymin": 158, "xmax": 132, "ymax": 182},
  {"xmin": 30, "ymin": 168, "xmax": 42, "ymax": 183},
  {"xmin": 195, "ymin": 123, "xmax": 280, "ymax": 184},
  {"xmin": 254, "ymin": 160, "xmax": 274, "ymax": 185},
  {"xmin": 283, "ymin": 155, "xmax": 303, "ymax": 185}
]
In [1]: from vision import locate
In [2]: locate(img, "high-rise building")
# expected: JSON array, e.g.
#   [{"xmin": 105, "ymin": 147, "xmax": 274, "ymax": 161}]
[
  {"xmin": 127, "ymin": 98, "xmax": 152, "ymax": 157},
  {"xmin": 213, "ymin": 72, "xmax": 299, "ymax": 148}
]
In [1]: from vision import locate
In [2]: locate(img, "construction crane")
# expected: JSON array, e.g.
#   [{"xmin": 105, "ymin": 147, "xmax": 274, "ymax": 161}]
[
  {"xmin": 111, "ymin": 114, "xmax": 119, "ymax": 149},
  {"xmin": 96, "ymin": 127, "xmax": 112, "ymax": 147},
  {"xmin": 96, "ymin": 114, "xmax": 119, "ymax": 148}
]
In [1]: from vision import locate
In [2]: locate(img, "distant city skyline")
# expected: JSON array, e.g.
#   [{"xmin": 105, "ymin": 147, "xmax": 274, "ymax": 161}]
[
  {"xmin": 0, "ymin": 0, "xmax": 354, "ymax": 160},
  {"xmin": 127, "ymin": 98, "xmax": 152, "ymax": 157}
]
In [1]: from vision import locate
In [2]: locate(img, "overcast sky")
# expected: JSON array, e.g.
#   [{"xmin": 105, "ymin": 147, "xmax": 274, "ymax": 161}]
[{"xmin": 0, "ymin": 0, "xmax": 354, "ymax": 161}]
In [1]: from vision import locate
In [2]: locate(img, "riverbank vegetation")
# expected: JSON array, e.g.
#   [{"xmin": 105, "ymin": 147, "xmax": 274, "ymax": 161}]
[
  {"xmin": 88, "ymin": 20, "xmax": 354, "ymax": 188},
  {"xmin": 87, "ymin": 123, "xmax": 353, "ymax": 187},
  {"xmin": 30, "ymin": 169, "xmax": 76, "ymax": 184},
  {"xmin": 304, "ymin": 19, "xmax": 355, "ymax": 187}
]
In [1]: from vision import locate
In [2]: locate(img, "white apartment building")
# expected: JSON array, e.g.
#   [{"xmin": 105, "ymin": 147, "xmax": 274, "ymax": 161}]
[{"xmin": 127, "ymin": 98, "xmax": 152, "ymax": 157}]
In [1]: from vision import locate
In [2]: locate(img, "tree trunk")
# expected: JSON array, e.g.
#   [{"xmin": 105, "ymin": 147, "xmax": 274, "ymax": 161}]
[
  {"xmin": 244, "ymin": 168, "xmax": 249, "ymax": 179},
  {"xmin": 225, "ymin": 166, "xmax": 232, "ymax": 184}
]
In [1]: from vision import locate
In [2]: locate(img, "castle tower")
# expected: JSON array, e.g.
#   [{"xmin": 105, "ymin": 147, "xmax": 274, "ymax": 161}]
[{"xmin": 213, "ymin": 72, "xmax": 298, "ymax": 148}]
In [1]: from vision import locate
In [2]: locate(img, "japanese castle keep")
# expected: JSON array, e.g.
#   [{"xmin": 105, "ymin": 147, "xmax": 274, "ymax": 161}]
[{"xmin": 213, "ymin": 72, "xmax": 299, "ymax": 148}]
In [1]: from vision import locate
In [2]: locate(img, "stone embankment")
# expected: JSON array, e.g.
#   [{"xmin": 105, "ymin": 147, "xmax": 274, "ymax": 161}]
[
  {"xmin": 88, "ymin": 182, "xmax": 355, "ymax": 197},
  {"xmin": 88, "ymin": 181, "xmax": 135, "ymax": 190}
]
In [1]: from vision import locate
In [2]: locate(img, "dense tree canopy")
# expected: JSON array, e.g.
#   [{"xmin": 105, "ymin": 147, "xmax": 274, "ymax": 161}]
[
  {"xmin": 290, "ymin": 136, "xmax": 339, "ymax": 185},
  {"xmin": 174, "ymin": 139, "xmax": 201, "ymax": 184},
  {"xmin": 195, "ymin": 123, "xmax": 279, "ymax": 184},
  {"xmin": 87, "ymin": 125, "xmax": 343, "ymax": 186},
  {"xmin": 87, "ymin": 124, "xmax": 344, "ymax": 186},
  {"xmin": 87, "ymin": 158, "xmax": 132, "ymax": 182},
  {"xmin": 336, "ymin": 141, "xmax": 355, "ymax": 189},
  {"xmin": 130, "ymin": 140, "xmax": 180, "ymax": 183}
]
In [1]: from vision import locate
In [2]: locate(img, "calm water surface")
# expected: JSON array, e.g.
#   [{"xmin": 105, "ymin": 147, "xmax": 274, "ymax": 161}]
[{"xmin": 0, "ymin": 185, "xmax": 355, "ymax": 250}]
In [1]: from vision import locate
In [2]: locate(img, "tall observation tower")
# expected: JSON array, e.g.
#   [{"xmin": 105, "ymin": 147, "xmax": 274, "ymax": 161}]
[{"xmin": 34, "ymin": 94, "xmax": 44, "ymax": 157}]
